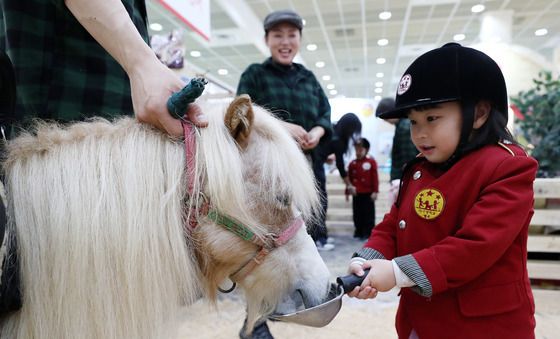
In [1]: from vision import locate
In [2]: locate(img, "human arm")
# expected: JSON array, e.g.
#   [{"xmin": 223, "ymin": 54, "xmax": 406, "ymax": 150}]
[
  {"xmin": 371, "ymin": 158, "xmax": 379, "ymax": 200},
  {"xmin": 63, "ymin": 0, "xmax": 206, "ymax": 136},
  {"xmin": 348, "ymin": 206, "xmax": 398, "ymax": 299},
  {"xmin": 307, "ymin": 74, "xmax": 332, "ymax": 144},
  {"xmin": 400, "ymin": 155, "xmax": 537, "ymax": 297},
  {"xmin": 346, "ymin": 161, "xmax": 357, "ymax": 195}
]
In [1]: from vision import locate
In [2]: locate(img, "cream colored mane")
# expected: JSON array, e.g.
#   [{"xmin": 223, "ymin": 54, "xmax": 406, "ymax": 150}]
[{"xmin": 0, "ymin": 98, "xmax": 322, "ymax": 338}]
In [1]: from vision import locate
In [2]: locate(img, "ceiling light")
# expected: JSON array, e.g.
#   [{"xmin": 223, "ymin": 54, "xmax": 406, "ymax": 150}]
[
  {"xmin": 471, "ymin": 4, "xmax": 485, "ymax": 13},
  {"xmin": 329, "ymin": 89, "xmax": 338, "ymax": 95},
  {"xmin": 376, "ymin": 72, "xmax": 384, "ymax": 78},
  {"xmin": 379, "ymin": 11, "xmax": 392, "ymax": 20},
  {"xmin": 217, "ymin": 69, "xmax": 228, "ymax": 75},
  {"xmin": 376, "ymin": 58, "xmax": 386, "ymax": 64},
  {"xmin": 149, "ymin": 23, "xmax": 163, "ymax": 31},
  {"xmin": 327, "ymin": 84, "xmax": 335, "ymax": 90},
  {"xmin": 377, "ymin": 39, "xmax": 389, "ymax": 46},
  {"xmin": 315, "ymin": 61, "xmax": 325, "ymax": 68},
  {"xmin": 302, "ymin": 19, "xmax": 307, "ymax": 26},
  {"xmin": 535, "ymin": 28, "xmax": 548, "ymax": 36},
  {"xmin": 322, "ymin": 75, "xmax": 331, "ymax": 81},
  {"xmin": 374, "ymin": 95, "xmax": 382, "ymax": 101},
  {"xmin": 453, "ymin": 34, "xmax": 466, "ymax": 41},
  {"xmin": 306, "ymin": 44, "xmax": 318, "ymax": 51},
  {"xmin": 374, "ymin": 88, "xmax": 383, "ymax": 94},
  {"xmin": 190, "ymin": 50, "xmax": 201, "ymax": 57},
  {"xmin": 375, "ymin": 81, "xmax": 383, "ymax": 87}
]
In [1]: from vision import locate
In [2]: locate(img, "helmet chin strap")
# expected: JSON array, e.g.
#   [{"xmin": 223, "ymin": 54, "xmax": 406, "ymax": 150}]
[{"xmin": 439, "ymin": 102, "xmax": 475, "ymax": 171}]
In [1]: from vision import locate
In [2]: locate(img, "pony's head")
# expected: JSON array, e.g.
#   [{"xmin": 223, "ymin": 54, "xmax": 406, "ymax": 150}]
[
  {"xmin": 190, "ymin": 95, "xmax": 331, "ymax": 332},
  {"xmin": 0, "ymin": 95, "xmax": 331, "ymax": 338}
]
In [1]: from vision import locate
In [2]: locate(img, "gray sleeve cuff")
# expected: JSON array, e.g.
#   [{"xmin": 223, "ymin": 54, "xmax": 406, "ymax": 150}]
[
  {"xmin": 352, "ymin": 247, "xmax": 386, "ymax": 260},
  {"xmin": 394, "ymin": 254, "xmax": 433, "ymax": 297}
]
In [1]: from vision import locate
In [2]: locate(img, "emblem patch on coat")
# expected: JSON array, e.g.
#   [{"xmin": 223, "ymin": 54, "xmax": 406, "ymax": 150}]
[{"xmin": 414, "ymin": 188, "xmax": 444, "ymax": 220}]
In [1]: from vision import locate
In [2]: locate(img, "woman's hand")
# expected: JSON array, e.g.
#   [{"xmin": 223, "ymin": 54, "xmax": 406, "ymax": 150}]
[
  {"xmin": 282, "ymin": 121, "xmax": 309, "ymax": 148},
  {"xmin": 302, "ymin": 126, "xmax": 325, "ymax": 150},
  {"xmin": 129, "ymin": 59, "xmax": 208, "ymax": 136}
]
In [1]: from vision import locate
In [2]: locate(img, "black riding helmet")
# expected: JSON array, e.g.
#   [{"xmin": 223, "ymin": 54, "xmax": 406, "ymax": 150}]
[
  {"xmin": 378, "ymin": 42, "xmax": 507, "ymax": 120},
  {"xmin": 379, "ymin": 42, "xmax": 508, "ymax": 167}
]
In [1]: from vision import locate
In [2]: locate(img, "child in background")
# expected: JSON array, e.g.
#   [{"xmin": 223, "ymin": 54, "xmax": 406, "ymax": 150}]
[
  {"xmin": 347, "ymin": 138, "xmax": 379, "ymax": 240},
  {"xmin": 347, "ymin": 43, "xmax": 537, "ymax": 339}
]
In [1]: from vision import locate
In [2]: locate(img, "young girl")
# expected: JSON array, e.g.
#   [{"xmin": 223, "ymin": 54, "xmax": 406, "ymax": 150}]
[{"xmin": 347, "ymin": 43, "xmax": 537, "ymax": 339}]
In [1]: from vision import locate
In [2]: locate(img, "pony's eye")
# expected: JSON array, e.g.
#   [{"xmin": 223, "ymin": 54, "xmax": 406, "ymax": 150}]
[{"xmin": 276, "ymin": 194, "xmax": 291, "ymax": 208}]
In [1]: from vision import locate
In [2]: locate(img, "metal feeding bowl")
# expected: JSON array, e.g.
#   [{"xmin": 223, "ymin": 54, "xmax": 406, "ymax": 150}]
[
  {"xmin": 269, "ymin": 283, "xmax": 344, "ymax": 327},
  {"xmin": 269, "ymin": 268, "xmax": 370, "ymax": 327}
]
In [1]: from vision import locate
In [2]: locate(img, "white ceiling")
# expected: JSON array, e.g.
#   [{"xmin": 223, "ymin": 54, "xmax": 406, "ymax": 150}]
[{"xmin": 146, "ymin": 0, "xmax": 560, "ymax": 99}]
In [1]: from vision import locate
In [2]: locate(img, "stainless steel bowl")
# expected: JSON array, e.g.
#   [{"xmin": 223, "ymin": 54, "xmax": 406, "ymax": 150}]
[{"xmin": 269, "ymin": 283, "xmax": 344, "ymax": 327}]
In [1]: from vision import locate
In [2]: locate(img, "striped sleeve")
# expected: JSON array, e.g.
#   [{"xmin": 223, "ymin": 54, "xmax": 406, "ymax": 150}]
[
  {"xmin": 352, "ymin": 247, "xmax": 386, "ymax": 260},
  {"xmin": 394, "ymin": 254, "xmax": 433, "ymax": 297}
]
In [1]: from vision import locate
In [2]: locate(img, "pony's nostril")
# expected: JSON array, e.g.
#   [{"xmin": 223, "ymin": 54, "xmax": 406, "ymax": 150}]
[{"xmin": 294, "ymin": 289, "xmax": 307, "ymax": 310}]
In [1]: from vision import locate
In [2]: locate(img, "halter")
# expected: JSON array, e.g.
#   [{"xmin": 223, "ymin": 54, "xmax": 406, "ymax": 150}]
[{"xmin": 182, "ymin": 121, "xmax": 303, "ymax": 287}]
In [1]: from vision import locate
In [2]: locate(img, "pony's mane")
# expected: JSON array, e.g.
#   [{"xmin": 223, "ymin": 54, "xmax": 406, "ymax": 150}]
[
  {"xmin": 2, "ymin": 118, "xmax": 202, "ymax": 338},
  {"xmin": 248, "ymin": 106, "xmax": 320, "ymax": 222},
  {"xmin": 194, "ymin": 102, "xmax": 319, "ymax": 234},
  {"xmin": 1, "ymin": 102, "xmax": 321, "ymax": 338}
]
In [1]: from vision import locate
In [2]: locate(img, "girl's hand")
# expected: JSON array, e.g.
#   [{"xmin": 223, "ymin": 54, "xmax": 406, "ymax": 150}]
[
  {"xmin": 370, "ymin": 192, "xmax": 378, "ymax": 201},
  {"xmin": 346, "ymin": 262, "xmax": 378, "ymax": 299},
  {"xmin": 362, "ymin": 259, "xmax": 397, "ymax": 292}
]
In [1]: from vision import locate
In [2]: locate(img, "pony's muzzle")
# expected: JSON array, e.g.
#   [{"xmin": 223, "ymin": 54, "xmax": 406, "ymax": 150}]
[{"xmin": 269, "ymin": 282, "xmax": 343, "ymax": 327}]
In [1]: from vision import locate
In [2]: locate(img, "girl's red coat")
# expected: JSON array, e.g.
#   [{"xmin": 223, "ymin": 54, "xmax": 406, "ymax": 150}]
[{"xmin": 366, "ymin": 143, "xmax": 537, "ymax": 338}]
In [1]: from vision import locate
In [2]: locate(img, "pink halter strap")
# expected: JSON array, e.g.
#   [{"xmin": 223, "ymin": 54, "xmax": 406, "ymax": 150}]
[{"xmin": 183, "ymin": 121, "xmax": 196, "ymax": 195}]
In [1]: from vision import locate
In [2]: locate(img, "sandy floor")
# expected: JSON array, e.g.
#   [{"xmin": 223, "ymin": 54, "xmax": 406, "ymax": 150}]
[
  {"xmin": 177, "ymin": 290, "xmax": 399, "ymax": 339},
  {"xmin": 173, "ymin": 235, "xmax": 559, "ymax": 338}
]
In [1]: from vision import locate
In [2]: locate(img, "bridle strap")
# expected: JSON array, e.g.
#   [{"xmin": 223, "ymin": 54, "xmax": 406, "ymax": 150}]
[
  {"xmin": 229, "ymin": 216, "xmax": 304, "ymax": 283},
  {"xmin": 183, "ymin": 121, "xmax": 196, "ymax": 196},
  {"xmin": 181, "ymin": 120, "xmax": 303, "ymax": 285}
]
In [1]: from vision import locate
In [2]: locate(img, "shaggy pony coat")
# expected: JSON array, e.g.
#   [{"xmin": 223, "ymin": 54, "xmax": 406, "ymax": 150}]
[{"xmin": 0, "ymin": 97, "xmax": 328, "ymax": 339}]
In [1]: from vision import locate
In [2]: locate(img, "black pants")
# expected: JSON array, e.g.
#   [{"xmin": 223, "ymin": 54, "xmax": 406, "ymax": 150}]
[
  {"xmin": 352, "ymin": 193, "xmax": 375, "ymax": 238},
  {"xmin": 309, "ymin": 159, "xmax": 329, "ymax": 244}
]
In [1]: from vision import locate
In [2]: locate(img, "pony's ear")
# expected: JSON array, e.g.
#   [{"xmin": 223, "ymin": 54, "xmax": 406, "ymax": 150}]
[{"xmin": 225, "ymin": 94, "xmax": 254, "ymax": 149}]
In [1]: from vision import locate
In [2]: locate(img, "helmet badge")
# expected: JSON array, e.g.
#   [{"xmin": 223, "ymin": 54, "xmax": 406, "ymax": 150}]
[{"xmin": 397, "ymin": 74, "xmax": 412, "ymax": 95}]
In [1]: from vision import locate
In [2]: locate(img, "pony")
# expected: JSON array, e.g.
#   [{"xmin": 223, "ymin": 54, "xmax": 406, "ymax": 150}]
[{"xmin": 0, "ymin": 95, "xmax": 331, "ymax": 338}]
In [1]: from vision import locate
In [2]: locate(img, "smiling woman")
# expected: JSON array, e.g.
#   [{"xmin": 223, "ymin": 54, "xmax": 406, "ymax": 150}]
[{"xmin": 236, "ymin": 8, "xmax": 335, "ymax": 338}]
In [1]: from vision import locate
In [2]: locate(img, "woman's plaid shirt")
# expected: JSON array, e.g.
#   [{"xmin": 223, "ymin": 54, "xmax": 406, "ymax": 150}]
[{"xmin": 0, "ymin": 0, "xmax": 148, "ymax": 129}]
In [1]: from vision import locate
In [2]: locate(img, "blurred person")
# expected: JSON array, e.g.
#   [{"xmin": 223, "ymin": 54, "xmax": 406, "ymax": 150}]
[
  {"xmin": 376, "ymin": 97, "xmax": 418, "ymax": 203},
  {"xmin": 347, "ymin": 137, "xmax": 379, "ymax": 240}
]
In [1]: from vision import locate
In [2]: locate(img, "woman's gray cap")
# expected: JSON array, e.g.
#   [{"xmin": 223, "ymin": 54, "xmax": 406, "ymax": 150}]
[{"xmin": 263, "ymin": 10, "xmax": 303, "ymax": 31}]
